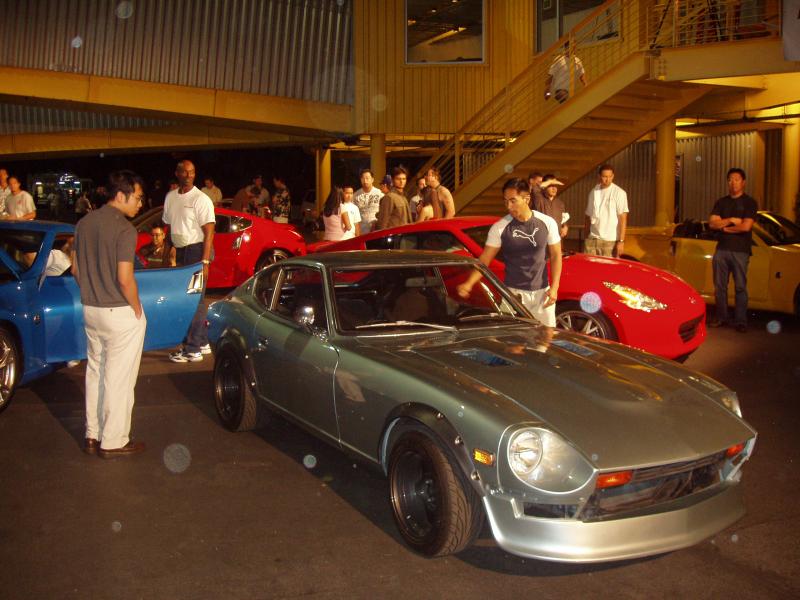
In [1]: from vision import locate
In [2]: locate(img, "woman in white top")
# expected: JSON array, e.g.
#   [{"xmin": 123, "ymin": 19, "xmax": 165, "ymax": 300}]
[
  {"xmin": 322, "ymin": 187, "xmax": 352, "ymax": 241},
  {"xmin": 415, "ymin": 187, "xmax": 442, "ymax": 223}
]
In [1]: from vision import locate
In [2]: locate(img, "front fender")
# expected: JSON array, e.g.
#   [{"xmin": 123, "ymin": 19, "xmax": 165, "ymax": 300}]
[{"xmin": 380, "ymin": 404, "xmax": 485, "ymax": 497}]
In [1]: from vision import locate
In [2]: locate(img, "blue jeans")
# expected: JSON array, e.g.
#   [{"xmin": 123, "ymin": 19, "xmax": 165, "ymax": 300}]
[
  {"xmin": 712, "ymin": 249, "xmax": 749, "ymax": 326},
  {"xmin": 175, "ymin": 243, "xmax": 208, "ymax": 352}
]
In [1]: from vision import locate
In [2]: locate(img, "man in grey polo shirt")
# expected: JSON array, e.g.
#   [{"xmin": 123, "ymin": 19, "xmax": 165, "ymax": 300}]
[{"xmin": 72, "ymin": 170, "xmax": 146, "ymax": 458}]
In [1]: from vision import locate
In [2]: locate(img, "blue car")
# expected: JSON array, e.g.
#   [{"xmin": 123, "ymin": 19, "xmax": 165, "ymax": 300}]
[{"xmin": 0, "ymin": 220, "xmax": 204, "ymax": 413}]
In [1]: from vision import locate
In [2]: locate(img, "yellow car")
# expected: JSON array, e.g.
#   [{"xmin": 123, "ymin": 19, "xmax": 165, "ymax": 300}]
[{"xmin": 623, "ymin": 211, "xmax": 800, "ymax": 316}]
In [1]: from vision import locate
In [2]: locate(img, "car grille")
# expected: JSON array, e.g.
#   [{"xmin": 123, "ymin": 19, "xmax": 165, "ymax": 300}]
[
  {"xmin": 579, "ymin": 452, "xmax": 727, "ymax": 522},
  {"xmin": 678, "ymin": 315, "xmax": 703, "ymax": 342}
]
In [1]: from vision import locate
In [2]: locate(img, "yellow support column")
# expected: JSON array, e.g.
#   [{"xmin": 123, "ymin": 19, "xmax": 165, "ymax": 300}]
[
  {"xmin": 752, "ymin": 131, "xmax": 766, "ymax": 207},
  {"xmin": 370, "ymin": 134, "xmax": 386, "ymax": 181},
  {"xmin": 780, "ymin": 113, "xmax": 799, "ymax": 221},
  {"xmin": 316, "ymin": 147, "xmax": 332, "ymax": 211},
  {"xmin": 655, "ymin": 119, "xmax": 676, "ymax": 225}
]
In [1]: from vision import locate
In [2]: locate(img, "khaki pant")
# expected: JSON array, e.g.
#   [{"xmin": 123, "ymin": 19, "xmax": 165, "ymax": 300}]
[
  {"xmin": 84, "ymin": 305, "xmax": 146, "ymax": 450},
  {"xmin": 510, "ymin": 286, "xmax": 556, "ymax": 327},
  {"xmin": 584, "ymin": 237, "xmax": 616, "ymax": 257}
]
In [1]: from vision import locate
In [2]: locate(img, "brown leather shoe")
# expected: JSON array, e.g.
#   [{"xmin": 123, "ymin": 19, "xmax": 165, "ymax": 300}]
[
  {"xmin": 84, "ymin": 438, "xmax": 100, "ymax": 455},
  {"xmin": 98, "ymin": 440, "xmax": 145, "ymax": 459}
]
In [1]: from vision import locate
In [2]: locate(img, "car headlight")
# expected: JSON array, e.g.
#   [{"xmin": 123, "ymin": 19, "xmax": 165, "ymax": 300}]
[
  {"xmin": 603, "ymin": 282, "xmax": 667, "ymax": 312},
  {"xmin": 507, "ymin": 428, "xmax": 593, "ymax": 493}
]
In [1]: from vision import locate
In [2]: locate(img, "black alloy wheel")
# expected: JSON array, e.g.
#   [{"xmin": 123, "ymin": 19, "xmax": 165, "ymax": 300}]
[
  {"xmin": 388, "ymin": 429, "xmax": 484, "ymax": 557},
  {"xmin": 213, "ymin": 347, "xmax": 261, "ymax": 431}
]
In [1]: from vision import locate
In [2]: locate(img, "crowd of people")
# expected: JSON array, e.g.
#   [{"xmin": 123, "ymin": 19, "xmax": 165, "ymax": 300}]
[{"xmin": 320, "ymin": 166, "xmax": 457, "ymax": 241}]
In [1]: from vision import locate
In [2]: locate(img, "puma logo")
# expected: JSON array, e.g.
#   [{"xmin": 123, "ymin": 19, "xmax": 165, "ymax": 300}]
[{"xmin": 512, "ymin": 227, "xmax": 539, "ymax": 246}]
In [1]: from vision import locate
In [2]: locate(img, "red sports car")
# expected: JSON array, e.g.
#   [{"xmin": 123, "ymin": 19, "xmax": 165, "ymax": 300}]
[
  {"xmin": 134, "ymin": 206, "xmax": 306, "ymax": 288},
  {"xmin": 308, "ymin": 217, "xmax": 706, "ymax": 360}
]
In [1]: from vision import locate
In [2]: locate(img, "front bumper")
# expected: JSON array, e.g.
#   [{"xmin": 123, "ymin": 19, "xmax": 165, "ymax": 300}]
[{"xmin": 483, "ymin": 482, "xmax": 743, "ymax": 563}]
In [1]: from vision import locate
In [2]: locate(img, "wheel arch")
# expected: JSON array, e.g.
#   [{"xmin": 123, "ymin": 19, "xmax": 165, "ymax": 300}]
[
  {"xmin": 214, "ymin": 328, "xmax": 258, "ymax": 388},
  {"xmin": 379, "ymin": 403, "xmax": 485, "ymax": 497}
]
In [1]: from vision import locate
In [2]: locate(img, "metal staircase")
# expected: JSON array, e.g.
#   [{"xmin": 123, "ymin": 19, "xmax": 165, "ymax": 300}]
[{"xmin": 417, "ymin": 0, "xmax": 781, "ymax": 216}]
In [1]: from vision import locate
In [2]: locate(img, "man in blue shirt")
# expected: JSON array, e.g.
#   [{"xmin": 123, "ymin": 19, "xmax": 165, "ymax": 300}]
[{"xmin": 457, "ymin": 178, "xmax": 562, "ymax": 326}]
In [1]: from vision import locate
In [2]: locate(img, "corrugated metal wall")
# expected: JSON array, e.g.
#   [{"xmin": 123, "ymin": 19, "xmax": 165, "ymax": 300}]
[
  {"xmin": 0, "ymin": 0, "xmax": 353, "ymax": 105},
  {"xmin": 0, "ymin": 103, "xmax": 173, "ymax": 135},
  {"xmin": 353, "ymin": 0, "xmax": 536, "ymax": 135},
  {"xmin": 557, "ymin": 131, "xmax": 762, "ymax": 226}
]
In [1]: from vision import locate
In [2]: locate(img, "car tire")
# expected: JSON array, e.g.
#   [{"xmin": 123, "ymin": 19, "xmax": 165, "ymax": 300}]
[
  {"xmin": 255, "ymin": 249, "xmax": 291, "ymax": 273},
  {"xmin": 0, "ymin": 326, "xmax": 18, "ymax": 414},
  {"xmin": 555, "ymin": 300, "xmax": 619, "ymax": 341},
  {"xmin": 388, "ymin": 429, "xmax": 484, "ymax": 557},
  {"xmin": 213, "ymin": 346, "xmax": 262, "ymax": 432}
]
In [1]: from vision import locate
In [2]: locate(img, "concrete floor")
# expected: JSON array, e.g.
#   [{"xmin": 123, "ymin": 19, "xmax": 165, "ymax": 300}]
[{"xmin": 1, "ymin": 307, "xmax": 798, "ymax": 599}]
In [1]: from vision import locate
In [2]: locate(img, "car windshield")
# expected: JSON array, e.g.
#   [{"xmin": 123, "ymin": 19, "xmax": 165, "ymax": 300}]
[
  {"xmin": 0, "ymin": 229, "xmax": 46, "ymax": 275},
  {"xmin": 756, "ymin": 213, "xmax": 800, "ymax": 246},
  {"xmin": 331, "ymin": 263, "xmax": 527, "ymax": 334}
]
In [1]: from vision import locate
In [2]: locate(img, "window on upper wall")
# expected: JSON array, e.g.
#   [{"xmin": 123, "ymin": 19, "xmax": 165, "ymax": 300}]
[
  {"xmin": 537, "ymin": 0, "xmax": 619, "ymax": 53},
  {"xmin": 406, "ymin": 0, "xmax": 485, "ymax": 64}
]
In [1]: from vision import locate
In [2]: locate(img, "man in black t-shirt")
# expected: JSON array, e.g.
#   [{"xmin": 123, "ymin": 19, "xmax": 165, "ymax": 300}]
[{"xmin": 707, "ymin": 168, "xmax": 758, "ymax": 332}]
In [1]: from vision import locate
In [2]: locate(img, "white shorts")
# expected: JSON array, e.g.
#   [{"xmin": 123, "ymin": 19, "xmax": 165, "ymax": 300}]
[{"xmin": 509, "ymin": 286, "xmax": 556, "ymax": 327}]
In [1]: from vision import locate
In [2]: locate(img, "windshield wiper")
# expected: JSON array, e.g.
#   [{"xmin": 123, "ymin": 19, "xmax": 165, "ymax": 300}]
[
  {"xmin": 355, "ymin": 320, "xmax": 456, "ymax": 332},
  {"xmin": 457, "ymin": 312, "xmax": 522, "ymax": 322}
]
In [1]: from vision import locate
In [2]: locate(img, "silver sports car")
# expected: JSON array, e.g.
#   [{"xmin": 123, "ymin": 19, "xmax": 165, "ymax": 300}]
[{"xmin": 207, "ymin": 251, "xmax": 756, "ymax": 562}]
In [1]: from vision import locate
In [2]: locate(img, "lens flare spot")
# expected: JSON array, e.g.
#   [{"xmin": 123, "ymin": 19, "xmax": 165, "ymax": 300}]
[
  {"xmin": 116, "ymin": 1, "xmax": 134, "ymax": 19},
  {"xmin": 766, "ymin": 320, "xmax": 781, "ymax": 334},
  {"xmin": 71, "ymin": 36, "xmax": 83, "ymax": 49},
  {"xmin": 163, "ymin": 443, "xmax": 191, "ymax": 474},
  {"xmin": 111, "ymin": 521, "xmax": 122, "ymax": 533},
  {"xmin": 303, "ymin": 454, "xmax": 317, "ymax": 469},
  {"xmin": 371, "ymin": 94, "xmax": 387, "ymax": 112},
  {"xmin": 695, "ymin": 155, "xmax": 702, "ymax": 162},
  {"xmin": 730, "ymin": 533, "xmax": 739, "ymax": 543},
  {"xmin": 580, "ymin": 291, "xmax": 602, "ymax": 314},
  {"xmin": 503, "ymin": 163, "xmax": 514, "ymax": 173}
]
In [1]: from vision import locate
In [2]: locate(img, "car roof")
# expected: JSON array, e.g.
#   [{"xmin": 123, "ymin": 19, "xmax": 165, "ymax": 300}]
[
  {"xmin": 0, "ymin": 220, "xmax": 74, "ymax": 234},
  {"xmin": 297, "ymin": 250, "xmax": 477, "ymax": 268}
]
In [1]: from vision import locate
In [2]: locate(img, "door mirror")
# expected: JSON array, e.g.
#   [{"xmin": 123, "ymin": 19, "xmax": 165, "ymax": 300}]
[{"xmin": 294, "ymin": 304, "xmax": 315, "ymax": 329}]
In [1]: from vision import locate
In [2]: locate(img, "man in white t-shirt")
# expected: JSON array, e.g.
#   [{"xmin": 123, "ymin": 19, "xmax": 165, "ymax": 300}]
[
  {"xmin": 545, "ymin": 41, "xmax": 587, "ymax": 104},
  {"xmin": 341, "ymin": 185, "xmax": 361, "ymax": 240},
  {"xmin": 163, "ymin": 160, "xmax": 216, "ymax": 363},
  {"xmin": 353, "ymin": 168, "xmax": 383, "ymax": 234},
  {"xmin": 200, "ymin": 176, "xmax": 223, "ymax": 206},
  {"xmin": 6, "ymin": 176, "xmax": 36, "ymax": 221},
  {"xmin": 583, "ymin": 164, "xmax": 628, "ymax": 258},
  {"xmin": 457, "ymin": 178, "xmax": 562, "ymax": 327}
]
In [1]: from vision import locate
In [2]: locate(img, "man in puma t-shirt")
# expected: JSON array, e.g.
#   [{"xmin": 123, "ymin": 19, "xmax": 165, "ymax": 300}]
[{"xmin": 457, "ymin": 178, "xmax": 562, "ymax": 326}]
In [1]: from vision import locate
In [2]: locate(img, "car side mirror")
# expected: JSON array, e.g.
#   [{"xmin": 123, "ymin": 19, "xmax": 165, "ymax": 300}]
[{"xmin": 294, "ymin": 305, "xmax": 315, "ymax": 329}]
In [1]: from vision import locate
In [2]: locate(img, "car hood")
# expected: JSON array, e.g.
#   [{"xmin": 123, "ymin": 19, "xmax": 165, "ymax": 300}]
[{"xmin": 361, "ymin": 327, "xmax": 754, "ymax": 469}]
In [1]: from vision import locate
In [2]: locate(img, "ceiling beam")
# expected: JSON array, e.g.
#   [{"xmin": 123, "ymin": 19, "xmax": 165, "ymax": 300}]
[{"xmin": 0, "ymin": 66, "xmax": 354, "ymax": 137}]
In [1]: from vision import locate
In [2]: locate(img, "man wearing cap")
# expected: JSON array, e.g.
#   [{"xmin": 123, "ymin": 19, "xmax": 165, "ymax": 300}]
[
  {"xmin": 375, "ymin": 167, "xmax": 412, "ymax": 230},
  {"xmin": 534, "ymin": 174, "xmax": 569, "ymax": 239},
  {"xmin": 584, "ymin": 164, "xmax": 628, "ymax": 257},
  {"xmin": 457, "ymin": 178, "xmax": 562, "ymax": 328}
]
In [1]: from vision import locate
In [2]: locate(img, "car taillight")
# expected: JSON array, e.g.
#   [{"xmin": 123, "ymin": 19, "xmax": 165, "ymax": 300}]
[{"xmin": 596, "ymin": 470, "xmax": 633, "ymax": 489}]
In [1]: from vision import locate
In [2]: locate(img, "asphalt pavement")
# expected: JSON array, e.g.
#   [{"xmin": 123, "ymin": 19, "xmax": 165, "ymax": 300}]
[{"xmin": 1, "ymin": 305, "xmax": 798, "ymax": 599}]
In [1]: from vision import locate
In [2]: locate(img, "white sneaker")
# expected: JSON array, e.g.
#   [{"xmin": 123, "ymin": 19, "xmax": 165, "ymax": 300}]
[
  {"xmin": 200, "ymin": 344, "xmax": 212, "ymax": 355},
  {"xmin": 169, "ymin": 349, "xmax": 203, "ymax": 363}
]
